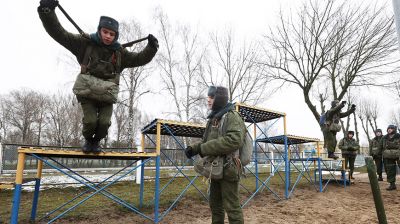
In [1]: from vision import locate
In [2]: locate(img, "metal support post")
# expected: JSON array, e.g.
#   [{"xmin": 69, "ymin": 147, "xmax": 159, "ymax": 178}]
[
  {"xmin": 154, "ymin": 156, "xmax": 161, "ymax": 223},
  {"xmin": 30, "ymin": 160, "xmax": 43, "ymax": 221},
  {"xmin": 284, "ymin": 135, "xmax": 289, "ymax": 199},
  {"xmin": 10, "ymin": 152, "xmax": 26, "ymax": 224}
]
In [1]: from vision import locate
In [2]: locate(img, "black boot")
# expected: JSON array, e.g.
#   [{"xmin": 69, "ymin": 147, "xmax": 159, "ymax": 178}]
[
  {"xmin": 91, "ymin": 139, "xmax": 102, "ymax": 153},
  {"xmin": 82, "ymin": 138, "xmax": 93, "ymax": 153},
  {"xmin": 328, "ymin": 152, "xmax": 338, "ymax": 160},
  {"xmin": 378, "ymin": 176, "xmax": 383, "ymax": 181},
  {"xmin": 349, "ymin": 170, "xmax": 354, "ymax": 180},
  {"xmin": 386, "ymin": 183, "xmax": 397, "ymax": 191}
]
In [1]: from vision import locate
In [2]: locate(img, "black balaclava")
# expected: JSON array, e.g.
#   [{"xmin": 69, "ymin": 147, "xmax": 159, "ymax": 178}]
[{"xmin": 208, "ymin": 86, "xmax": 229, "ymax": 112}]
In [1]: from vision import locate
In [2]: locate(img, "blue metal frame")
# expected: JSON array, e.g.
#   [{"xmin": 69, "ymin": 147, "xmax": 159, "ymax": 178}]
[
  {"xmin": 141, "ymin": 122, "xmax": 208, "ymax": 223},
  {"xmin": 30, "ymin": 178, "xmax": 41, "ymax": 221},
  {"xmin": 19, "ymin": 153, "xmax": 154, "ymax": 224},
  {"xmin": 10, "ymin": 184, "xmax": 22, "ymax": 224},
  {"xmin": 238, "ymin": 108, "xmax": 287, "ymax": 207},
  {"xmin": 314, "ymin": 159, "xmax": 349, "ymax": 191}
]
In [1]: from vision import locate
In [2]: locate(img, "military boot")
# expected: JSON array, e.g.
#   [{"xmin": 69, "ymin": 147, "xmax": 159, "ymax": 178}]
[
  {"xmin": 82, "ymin": 138, "xmax": 93, "ymax": 153},
  {"xmin": 378, "ymin": 176, "xmax": 383, "ymax": 181},
  {"xmin": 386, "ymin": 183, "xmax": 396, "ymax": 191},
  {"xmin": 350, "ymin": 171, "xmax": 355, "ymax": 180},
  {"xmin": 91, "ymin": 139, "xmax": 102, "ymax": 154},
  {"xmin": 328, "ymin": 152, "xmax": 338, "ymax": 160}
]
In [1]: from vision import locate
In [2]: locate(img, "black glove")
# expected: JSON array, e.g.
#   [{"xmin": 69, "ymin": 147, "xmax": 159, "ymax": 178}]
[
  {"xmin": 351, "ymin": 104, "xmax": 356, "ymax": 109},
  {"xmin": 39, "ymin": 0, "xmax": 59, "ymax": 11},
  {"xmin": 185, "ymin": 145, "xmax": 201, "ymax": 159},
  {"xmin": 341, "ymin": 101, "xmax": 347, "ymax": 106},
  {"xmin": 148, "ymin": 34, "xmax": 159, "ymax": 49},
  {"xmin": 185, "ymin": 146, "xmax": 195, "ymax": 159}
]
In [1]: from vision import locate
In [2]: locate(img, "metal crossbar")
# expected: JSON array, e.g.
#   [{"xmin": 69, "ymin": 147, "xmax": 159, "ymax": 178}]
[{"xmin": 316, "ymin": 159, "xmax": 348, "ymax": 191}]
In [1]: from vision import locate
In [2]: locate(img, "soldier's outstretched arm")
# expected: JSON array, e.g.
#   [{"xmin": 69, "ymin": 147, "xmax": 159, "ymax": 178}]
[
  {"xmin": 339, "ymin": 105, "xmax": 356, "ymax": 118},
  {"xmin": 38, "ymin": 5, "xmax": 86, "ymax": 58},
  {"xmin": 120, "ymin": 34, "xmax": 158, "ymax": 70},
  {"xmin": 200, "ymin": 113, "xmax": 246, "ymax": 157},
  {"xmin": 330, "ymin": 101, "xmax": 346, "ymax": 115},
  {"xmin": 120, "ymin": 46, "xmax": 157, "ymax": 70}
]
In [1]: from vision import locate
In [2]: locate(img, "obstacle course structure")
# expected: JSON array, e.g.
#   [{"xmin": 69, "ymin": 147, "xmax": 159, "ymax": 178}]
[{"xmin": 9, "ymin": 103, "xmax": 349, "ymax": 223}]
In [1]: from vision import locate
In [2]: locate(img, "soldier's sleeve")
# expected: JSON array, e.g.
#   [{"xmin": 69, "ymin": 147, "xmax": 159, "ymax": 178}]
[
  {"xmin": 339, "ymin": 107, "xmax": 355, "ymax": 118},
  {"xmin": 369, "ymin": 139, "xmax": 373, "ymax": 155},
  {"xmin": 38, "ymin": 8, "xmax": 86, "ymax": 58},
  {"xmin": 338, "ymin": 138, "xmax": 346, "ymax": 150},
  {"xmin": 377, "ymin": 138, "xmax": 384, "ymax": 153},
  {"xmin": 354, "ymin": 140, "xmax": 360, "ymax": 151},
  {"xmin": 120, "ymin": 44, "xmax": 157, "ymax": 70},
  {"xmin": 329, "ymin": 103, "xmax": 345, "ymax": 115},
  {"xmin": 200, "ymin": 112, "xmax": 245, "ymax": 156}
]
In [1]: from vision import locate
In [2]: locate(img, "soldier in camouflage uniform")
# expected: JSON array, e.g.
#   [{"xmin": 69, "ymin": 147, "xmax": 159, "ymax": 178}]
[
  {"xmin": 338, "ymin": 131, "xmax": 359, "ymax": 179},
  {"xmin": 38, "ymin": 0, "xmax": 158, "ymax": 152},
  {"xmin": 321, "ymin": 100, "xmax": 356, "ymax": 159},
  {"xmin": 379, "ymin": 125, "xmax": 400, "ymax": 191},
  {"xmin": 369, "ymin": 129, "xmax": 384, "ymax": 181},
  {"xmin": 185, "ymin": 86, "xmax": 246, "ymax": 224}
]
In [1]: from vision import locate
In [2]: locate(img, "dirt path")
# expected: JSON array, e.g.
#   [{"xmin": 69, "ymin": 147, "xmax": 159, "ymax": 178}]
[{"xmin": 55, "ymin": 173, "xmax": 400, "ymax": 224}]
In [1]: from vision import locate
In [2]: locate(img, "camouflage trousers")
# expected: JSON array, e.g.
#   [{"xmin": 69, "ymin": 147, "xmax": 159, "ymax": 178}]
[
  {"xmin": 323, "ymin": 129, "xmax": 337, "ymax": 153},
  {"xmin": 384, "ymin": 159, "xmax": 399, "ymax": 184},
  {"xmin": 343, "ymin": 155, "xmax": 356, "ymax": 173},
  {"xmin": 209, "ymin": 179, "xmax": 243, "ymax": 224},
  {"xmin": 80, "ymin": 99, "xmax": 113, "ymax": 141},
  {"xmin": 373, "ymin": 155, "xmax": 383, "ymax": 177}
]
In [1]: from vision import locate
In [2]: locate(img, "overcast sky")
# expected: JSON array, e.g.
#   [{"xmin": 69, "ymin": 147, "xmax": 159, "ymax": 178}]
[{"xmin": 2, "ymin": 0, "xmax": 399, "ymax": 145}]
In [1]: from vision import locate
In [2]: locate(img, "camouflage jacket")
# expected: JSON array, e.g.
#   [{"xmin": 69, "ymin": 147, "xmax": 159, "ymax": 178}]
[
  {"xmin": 369, "ymin": 136, "xmax": 383, "ymax": 157},
  {"xmin": 38, "ymin": 9, "xmax": 157, "ymax": 86},
  {"xmin": 379, "ymin": 133, "xmax": 400, "ymax": 159},
  {"xmin": 192, "ymin": 107, "xmax": 246, "ymax": 181},
  {"xmin": 323, "ymin": 104, "xmax": 355, "ymax": 132},
  {"xmin": 338, "ymin": 137, "xmax": 360, "ymax": 156}
]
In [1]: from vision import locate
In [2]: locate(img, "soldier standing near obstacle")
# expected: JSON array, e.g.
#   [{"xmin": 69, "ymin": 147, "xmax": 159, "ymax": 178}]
[
  {"xmin": 338, "ymin": 131, "xmax": 360, "ymax": 180},
  {"xmin": 369, "ymin": 129, "xmax": 384, "ymax": 181},
  {"xmin": 379, "ymin": 125, "xmax": 400, "ymax": 191},
  {"xmin": 185, "ymin": 86, "xmax": 245, "ymax": 224},
  {"xmin": 320, "ymin": 100, "xmax": 356, "ymax": 159},
  {"xmin": 37, "ymin": 0, "xmax": 158, "ymax": 153}
]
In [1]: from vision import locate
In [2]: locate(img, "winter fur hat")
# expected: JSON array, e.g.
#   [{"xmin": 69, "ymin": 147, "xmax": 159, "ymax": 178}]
[
  {"xmin": 387, "ymin": 125, "xmax": 397, "ymax": 133},
  {"xmin": 374, "ymin": 129, "xmax": 382, "ymax": 133},
  {"xmin": 347, "ymin": 131, "xmax": 354, "ymax": 136},
  {"xmin": 208, "ymin": 86, "xmax": 229, "ymax": 111},
  {"xmin": 331, "ymin": 100, "xmax": 340, "ymax": 108},
  {"xmin": 98, "ymin": 16, "xmax": 119, "ymax": 41}
]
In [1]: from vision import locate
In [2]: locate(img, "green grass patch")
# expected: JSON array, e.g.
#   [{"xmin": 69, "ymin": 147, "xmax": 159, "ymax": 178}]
[{"xmin": 0, "ymin": 169, "xmax": 330, "ymax": 223}]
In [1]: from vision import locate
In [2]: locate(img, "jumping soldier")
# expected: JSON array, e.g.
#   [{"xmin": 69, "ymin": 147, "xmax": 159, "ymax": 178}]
[
  {"xmin": 321, "ymin": 100, "xmax": 356, "ymax": 159},
  {"xmin": 338, "ymin": 131, "xmax": 360, "ymax": 180},
  {"xmin": 185, "ymin": 86, "xmax": 246, "ymax": 224},
  {"xmin": 369, "ymin": 129, "xmax": 384, "ymax": 181},
  {"xmin": 379, "ymin": 125, "xmax": 400, "ymax": 191},
  {"xmin": 37, "ymin": 0, "xmax": 158, "ymax": 152}
]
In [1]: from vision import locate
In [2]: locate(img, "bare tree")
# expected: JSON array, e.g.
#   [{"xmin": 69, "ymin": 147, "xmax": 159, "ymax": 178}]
[
  {"xmin": 357, "ymin": 98, "xmax": 380, "ymax": 141},
  {"xmin": 2, "ymin": 89, "xmax": 46, "ymax": 144},
  {"xmin": 205, "ymin": 29, "xmax": 272, "ymax": 105},
  {"xmin": 117, "ymin": 19, "xmax": 153, "ymax": 147},
  {"xmin": 154, "ymin": 8, "xmax": 207, "ymax": 122},
  {"xmin": 45, "ymin": 92, "xmax": 83, "ymax": 146},
  {"xmin": 263, "ymin": 0, "xmax": 397, "ymax": 125},
  {"xmin": 0, "ymin": 96, "xmax": 11, "ymax": 142}
]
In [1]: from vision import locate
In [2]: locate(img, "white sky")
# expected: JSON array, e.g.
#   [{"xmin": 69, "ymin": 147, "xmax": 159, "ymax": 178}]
[{"xmin": 2, "ymin": 0, "xmax": 399, "ymax": 145}]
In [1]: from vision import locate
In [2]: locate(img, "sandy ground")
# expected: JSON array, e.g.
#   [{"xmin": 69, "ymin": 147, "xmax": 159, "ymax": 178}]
[{"xmin": 52, "ymin": 173, "xmax": 400, "ymax": 224}]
